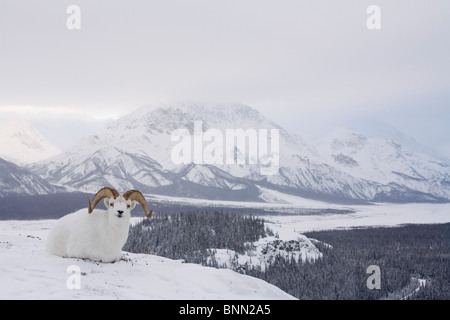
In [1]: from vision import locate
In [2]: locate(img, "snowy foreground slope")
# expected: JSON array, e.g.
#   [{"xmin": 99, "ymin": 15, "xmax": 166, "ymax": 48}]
[
  {"xmin": 0, "ymin": 220, "xmax": 295, "ymax": 300},
  {"xmin": 2, "ymin": 202, "xmax": 449, "ymax": 299}
]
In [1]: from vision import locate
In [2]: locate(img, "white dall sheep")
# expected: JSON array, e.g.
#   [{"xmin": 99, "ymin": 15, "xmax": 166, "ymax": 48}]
[{"xmin": 46, "ymin": 187, "xmax": 153, "ymax": 263}]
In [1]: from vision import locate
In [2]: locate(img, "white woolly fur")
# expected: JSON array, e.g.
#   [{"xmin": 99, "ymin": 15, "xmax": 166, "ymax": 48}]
[{"xmin": 46, "ymin": 196, "xmax": 137, "ymax": 263}]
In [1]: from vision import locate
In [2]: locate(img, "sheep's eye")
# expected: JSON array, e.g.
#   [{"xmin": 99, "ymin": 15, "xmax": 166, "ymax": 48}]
[
  {"xmin": 127, "ymin": 204, "xmax": 131, "ymax": 208},
  {"xmin": 110, "ymin": 203, "xmax": 114, "ymax": 207}
]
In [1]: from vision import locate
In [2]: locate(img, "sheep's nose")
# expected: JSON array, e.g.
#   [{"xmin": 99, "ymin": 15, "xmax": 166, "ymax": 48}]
[{"xmin": 117, "ymin": 210, "xmax": 124, "ymax": 217}]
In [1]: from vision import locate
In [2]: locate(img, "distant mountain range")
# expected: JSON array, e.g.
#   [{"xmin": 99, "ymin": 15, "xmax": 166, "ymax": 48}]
[
  {"xmin": 12, "ymin": 103, "xmax": 448, "ymax": 204},
  {"xmin": 0, "ymin": 157, "xmax": 63, "ymax": 197},
  {"xmin": 316, "ymin": 126, "xmax": 450, "ymax": 201}
]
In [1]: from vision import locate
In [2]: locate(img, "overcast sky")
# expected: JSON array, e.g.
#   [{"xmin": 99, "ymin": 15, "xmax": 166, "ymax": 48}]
[{"xmin": 0, "ymin": 0, "xmax": 449, "ymax": 156}]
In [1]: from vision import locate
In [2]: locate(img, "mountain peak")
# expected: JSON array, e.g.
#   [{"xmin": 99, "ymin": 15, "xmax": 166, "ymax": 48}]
[
  {"xmin": 29, "ymin": 103, "xmax": 450, "ymax": 203},
  {"xmin": 129, "ymin": 102, "xmax": 266, "ymax": 126},
  {"xmin": 0, "ymin": 121, "xmax": 61, "ymax": 165}
]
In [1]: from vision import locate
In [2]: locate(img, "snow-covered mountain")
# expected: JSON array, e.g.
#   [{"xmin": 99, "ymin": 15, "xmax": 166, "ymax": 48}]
[
  {"xmin": 28, "ymin": 103, "xmax": 450, "ymax": 203},
  {"xmin": 316, "ymin": 126, "xmax": 450, "ymax": 201},
  {"xmin": 0, "ymin": 121, "xmax": 61, "ymax": 165},
  {"xmin": 0, "ymin": 157, "xmax": 63, "ymax": 197}
]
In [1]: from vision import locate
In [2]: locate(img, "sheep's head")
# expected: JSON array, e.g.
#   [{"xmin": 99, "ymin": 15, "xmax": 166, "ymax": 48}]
[{"xmin": 87, "ymin": 187, "xmax": 154, "ymax": 219}]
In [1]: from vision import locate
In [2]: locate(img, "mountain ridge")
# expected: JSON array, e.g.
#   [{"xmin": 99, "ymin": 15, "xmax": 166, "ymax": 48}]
[
  {"xmin": 0, "ymin": 157, "xmax": 64, "ymax": 197},
  {"xmin": 23, "ymin": 103, "xmax": 450, "ymax": 203}
]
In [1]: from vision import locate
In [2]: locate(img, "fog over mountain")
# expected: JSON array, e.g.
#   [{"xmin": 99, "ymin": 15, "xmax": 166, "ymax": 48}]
[
  {"xmin": 23, "ymin": 103, "xmax": 450, "ymax": 203},
  {"xmin": 0, "ymin": 121, "xmax": 60, "ymax": 165}
]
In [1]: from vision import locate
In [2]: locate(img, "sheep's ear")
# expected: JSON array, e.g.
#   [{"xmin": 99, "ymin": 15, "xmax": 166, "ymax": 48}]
[
  {"xmin": 104, "ymin": 198, "xmax": 111, "ymax": 208},
  {"xmin": 130, "ymin": 200, "xmax": 137, "ymax": 210}
]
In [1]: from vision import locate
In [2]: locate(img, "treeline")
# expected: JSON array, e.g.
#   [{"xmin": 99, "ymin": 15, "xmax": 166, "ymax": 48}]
[
  {"xmin": 124, "ymin": 211, "xmax": 450, "ymax": 300},
  {"xmin": 247, "ymin": 223, "xmax": 450, "ymax": 300},
  {"xmin": 124, "ymin": 211, "xmax": 268, "ymax": 265}
]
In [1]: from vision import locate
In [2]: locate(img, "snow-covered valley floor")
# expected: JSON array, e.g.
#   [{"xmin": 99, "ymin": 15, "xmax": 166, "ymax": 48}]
[{"xmin": 264, "ymin": 202, "xmax": 450, "ymax": 233}]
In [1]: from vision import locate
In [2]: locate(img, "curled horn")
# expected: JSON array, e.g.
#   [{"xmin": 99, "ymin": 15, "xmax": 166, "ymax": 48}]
[
  {"xmin": 87, "ymin": 187, "xmax": 120, "ymax": 213},
  {"xmin": 123, "ymin": 190, "xmax": 154, "ymax": 219}
]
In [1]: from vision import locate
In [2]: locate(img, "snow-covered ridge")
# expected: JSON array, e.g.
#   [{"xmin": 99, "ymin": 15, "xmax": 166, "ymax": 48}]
[
  {"xmin": 0, "ymin": 157, "xmax": 62, "ymax": 197},
  {"xmin": 316, "ymin": 126, "xmax": 450, "ymax": 199},
  {"xmin": 21, "ymin": 103, "xmax": 450, "ymax": 203},
  {"xmin": 208, "ymin": 236, "xmax": 322, "ymax": 272},
  {"xmin": 0, "ymin": 219, "xmax": 295, "ymax": 300}
]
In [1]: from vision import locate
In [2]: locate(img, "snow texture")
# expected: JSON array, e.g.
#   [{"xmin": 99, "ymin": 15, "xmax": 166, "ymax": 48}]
[
  {"xmin": 27, "ymin": 103, "xmax": 450, "ymax": 203},
  {"xmin": 1, "ymin": 201, "xmax": 449, "ymax": 299},
  {"xmin": 264, "ymin": 202, "xmax": 450, "ymax": 233},
  {"xmin": 0, "ymin": 121, "xmax": 60, "ymax": 165},
  {"xmin": 0, "ymin": 219, "xmax": 295, "ymax": 300}
]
